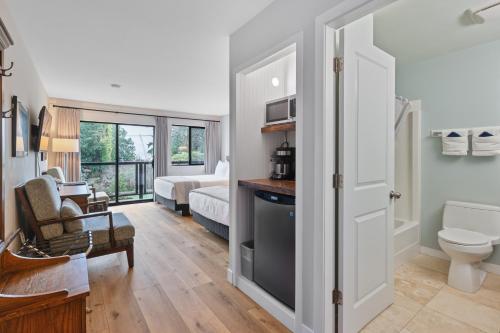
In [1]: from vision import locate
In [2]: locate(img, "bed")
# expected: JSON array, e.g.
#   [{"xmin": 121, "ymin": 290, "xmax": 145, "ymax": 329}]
[
  {"xmin": 155, "ymin": 174, "xmax": 229, "ymax": 215},
  {"xmin": 189, "ymin": 185, "xmax": 229, "ymax": 240}
]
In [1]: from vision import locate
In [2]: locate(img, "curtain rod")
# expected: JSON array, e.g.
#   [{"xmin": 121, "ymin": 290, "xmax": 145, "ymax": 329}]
[{"xmin": 51, "ymin": 104, "xmax": 221, "ymax": 123}]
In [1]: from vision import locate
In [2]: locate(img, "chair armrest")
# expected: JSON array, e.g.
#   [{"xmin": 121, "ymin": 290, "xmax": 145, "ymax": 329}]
[{"xmin": 38, "ymin": 211, "xmax": 112, "ymax": 226}]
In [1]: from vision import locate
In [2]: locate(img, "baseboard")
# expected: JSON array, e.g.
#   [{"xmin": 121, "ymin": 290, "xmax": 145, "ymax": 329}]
[
  {"xmin": 395, "ymin": 243, "xmax": 420, "ymax": 268},
  {"xmin": 302, "ymin": 324, "xmax": 314, "ymax": 333},
  {"xmin": 236, "ymin": 276, "xmax": 295, "ymax": 331},
  {"xmin": 226, "ymin": 268, "xmax": 234, "ymax": 284},
  {"xmin": 420, "ymin": 246, "xmax": 500, "ymax": 275}
]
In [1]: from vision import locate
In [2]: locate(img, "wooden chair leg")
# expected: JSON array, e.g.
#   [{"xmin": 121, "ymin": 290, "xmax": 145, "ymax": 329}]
[{"xmin": 126, "ymin": 245, "xmax": 134, "ymax": 268}]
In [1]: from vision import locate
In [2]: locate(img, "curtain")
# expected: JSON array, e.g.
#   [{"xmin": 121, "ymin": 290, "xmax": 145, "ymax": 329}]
[
  {"xmin": 0, "ymin": 18, "xmax": 14, "ymax": 51},
  {"xmin": 155, "ymin": 117, "xmax": 169, "ymax": 177},
  {"xmin": 54, "ymin": 108, "xmax": 81, "ymax": 182},
  {"xmin": 204, "ymin": 121, "xmax": 221, "ymax": 174}
]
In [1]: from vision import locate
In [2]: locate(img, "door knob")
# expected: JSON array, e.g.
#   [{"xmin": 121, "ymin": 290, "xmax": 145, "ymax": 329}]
[{"xmin": 390, "ymin": 191, "xmax": 402, "ymax": 200}]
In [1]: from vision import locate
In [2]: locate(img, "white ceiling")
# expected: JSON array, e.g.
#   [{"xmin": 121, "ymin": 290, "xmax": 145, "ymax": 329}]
[
  {"xmin": 374, "ymin": 0, "xmax": 500, "ymax": 65},
  {"xmin": 5, "ymin": 0, "xmax": 274, "ymax": 116}
]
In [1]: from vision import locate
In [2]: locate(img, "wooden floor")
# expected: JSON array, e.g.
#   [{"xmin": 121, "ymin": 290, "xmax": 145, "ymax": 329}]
[{"xmin": 86, "ymin": 202, "xmax": 290, "ymax": 333}]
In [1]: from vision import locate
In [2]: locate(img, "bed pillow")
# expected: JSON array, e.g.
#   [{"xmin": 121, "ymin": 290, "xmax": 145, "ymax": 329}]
[
  {"xmin": 214, "ymin": 160, "xmax": 226, "ymax": 177},
  {"xmin": 61, "ymin": 198, "xmax": 85, "ymax": 233}
]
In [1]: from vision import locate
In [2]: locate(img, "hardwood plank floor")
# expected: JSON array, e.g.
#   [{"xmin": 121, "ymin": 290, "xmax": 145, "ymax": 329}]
[{"xmin": 86, "ymin": 202, "xmax": 290, "ymax": 333}]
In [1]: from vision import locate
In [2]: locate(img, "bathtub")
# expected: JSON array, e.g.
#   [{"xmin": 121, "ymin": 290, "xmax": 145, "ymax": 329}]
[{"xmin": 394, "ymin": 218, "xmax": 420, "ymax": 267}]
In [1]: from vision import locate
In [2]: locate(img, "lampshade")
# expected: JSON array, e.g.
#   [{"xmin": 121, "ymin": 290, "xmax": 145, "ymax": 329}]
[
  {"xmin": 16, "ymin": 136, "xmax": 24, "ymax": 151},
  {"xmin": 52, "ymin": 138, "xmax": 79, "ymax": 153},
  {"xmin": 39, "ymin": 136, "xmax": 49, "ymax": 151}
]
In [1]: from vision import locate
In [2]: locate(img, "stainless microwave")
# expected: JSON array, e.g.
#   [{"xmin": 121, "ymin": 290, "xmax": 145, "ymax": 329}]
[{"xmin": 265, "ymin": 95, "xmax": 296, "ymax": 125}]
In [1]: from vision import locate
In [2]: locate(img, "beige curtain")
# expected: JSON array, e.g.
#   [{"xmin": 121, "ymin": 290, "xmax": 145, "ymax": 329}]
[
  {"xmin": 55, "ymin": 108, "xmax": 81, "ymax": 182},
  {"xmin": 204, "ymin": 121, "xmax": 221, "ymax": 174},
  {"xmin": 154, "ymin": 117, "xmax": 169, "ymax": 177}
]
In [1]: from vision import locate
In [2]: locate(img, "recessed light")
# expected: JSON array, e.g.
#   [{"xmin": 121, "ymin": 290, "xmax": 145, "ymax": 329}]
[
  {"xmin": 110, "ymin": 83, "xmax": 121, "ymax": 88},
  {"xmin": 271, "ymin": 77, "xmax": 280, "ymax": 87}
]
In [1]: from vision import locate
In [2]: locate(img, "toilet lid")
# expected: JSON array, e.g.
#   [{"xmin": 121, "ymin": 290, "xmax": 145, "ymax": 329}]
[{"xmin": 439, "ymin": 228, "xmax": 490, "ymax": 246}]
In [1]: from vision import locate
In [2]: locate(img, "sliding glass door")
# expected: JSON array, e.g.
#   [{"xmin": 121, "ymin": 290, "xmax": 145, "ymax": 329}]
[{"xmin": 80, "ymin": 121, "xmax": 154, "ymax": 204}]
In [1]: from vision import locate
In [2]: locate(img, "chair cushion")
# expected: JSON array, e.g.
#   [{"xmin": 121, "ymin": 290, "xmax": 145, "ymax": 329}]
[
  {"xmin": 89, "ymin": 191, "xmax": 110, "ymax": 205},
  {"xmin": 84, "ymin": 213, "xmax": 135, "ymax": 245},
  {"xmin": 61, "ymin": 198, "xmax": 85, "ymax": 233},
  {"xmin": 45, "ymin": 167, "xmax": 66, "ymax": 183},
  {"xmin": 25, "ymin": 176, "xmax": 63, "ymax": 240}
]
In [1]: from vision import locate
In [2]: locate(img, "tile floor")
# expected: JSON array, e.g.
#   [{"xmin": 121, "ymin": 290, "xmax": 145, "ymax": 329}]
[{"xmin": 361, "ymin": 255, "xmax": 500, "ymax": 333}]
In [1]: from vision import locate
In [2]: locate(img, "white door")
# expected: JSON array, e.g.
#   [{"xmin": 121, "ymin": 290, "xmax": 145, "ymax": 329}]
[{"xmin": 337, "ymin": 14, "xmax": 395, "ymax": 333}]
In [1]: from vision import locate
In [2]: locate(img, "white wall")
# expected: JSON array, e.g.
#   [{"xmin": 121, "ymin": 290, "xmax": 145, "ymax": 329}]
[
  {"xmin": 230, "ymin": 1, "xmax": 350, "ymax": 330},
  {"xmin": 1, "ymin": 0, "xmax": 48, "ymax": 241}
]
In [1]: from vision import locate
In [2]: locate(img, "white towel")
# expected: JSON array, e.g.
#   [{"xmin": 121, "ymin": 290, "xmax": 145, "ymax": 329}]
[
  {"xmin": 472, "ymin": 127, "xmax": 500, "ymax": 156},
  {"xmin": 442, "ymin": 129, "xmax": 468, "ymax": 156}
]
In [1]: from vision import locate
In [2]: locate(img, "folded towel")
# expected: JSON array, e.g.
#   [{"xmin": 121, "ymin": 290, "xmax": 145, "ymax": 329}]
[
  {"xmin": 442, "ymin": 129, "xmax": 468, "ymax": 156},
  {"xmin": 472, "ymin": 127, "xmax": 500, "ymax": 156}
]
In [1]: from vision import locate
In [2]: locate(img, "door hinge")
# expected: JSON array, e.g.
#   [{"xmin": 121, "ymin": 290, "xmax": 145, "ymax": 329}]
[
  {"xmin": 332, "ymin": 289, "xmax": 343, "ymax": 305},
  {"xmin": 334, "ymin": 57, "xmax": 344, "ymax": 73},
  {"xmin": 333, "ymin": 174, "xmax": 343, "ymax": 189}
]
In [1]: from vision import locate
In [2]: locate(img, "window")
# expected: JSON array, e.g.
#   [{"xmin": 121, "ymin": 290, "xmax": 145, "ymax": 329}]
[
  {"xmin": 80, "ymin": 121, "xmax": 155, "ymax": 204},
  {"xmin": 171, "ymin": 125, "xmax": 205, "ymax": 165}
]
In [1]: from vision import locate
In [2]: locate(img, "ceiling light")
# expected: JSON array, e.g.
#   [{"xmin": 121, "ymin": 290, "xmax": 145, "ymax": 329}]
[
  {"xmin": 464, "ymin": 1, "xmax": 500, "ymax": 24},
  {"xmin": 271, "ymin": 77, "xmax": 280, "ymax": 87},
  {"xmin": 110, "ymin": 83, "xmax": 121, "ymax": 88}
]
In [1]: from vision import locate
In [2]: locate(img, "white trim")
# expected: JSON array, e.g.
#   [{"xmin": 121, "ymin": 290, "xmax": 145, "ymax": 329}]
[
  {"xmin": 314, "ymin": 1, "xmax": 398, "ymax": 333},
  {"xmin": 420, "ymin": 246, "xmax": 500, "ymax": 275},
  {"xmin": 236, "ymin": 276, "xmax": 295, "ymax": 331},
  {"xmin": 395, "ymin": 243, "xmax": 420, "ymax": 268},
  {"xmin": 419, "ymin": 246, "xmax": 450, "ymax": 260},
  {"xmin": 226, "ymin": 268, "xmax": 234, "ymax": 284},
  {"xmin": 230, "ymin": 32, "xmax": 305, "ymax": 332},
  {"xmin": 302, "ymin": 324, "xmax": 314, "ymax": 333}
]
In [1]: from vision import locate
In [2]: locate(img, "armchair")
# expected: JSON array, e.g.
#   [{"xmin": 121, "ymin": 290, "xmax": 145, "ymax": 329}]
[{"xmin": 15, "ymin": 176, "xmax": 135, "ymax": 267}]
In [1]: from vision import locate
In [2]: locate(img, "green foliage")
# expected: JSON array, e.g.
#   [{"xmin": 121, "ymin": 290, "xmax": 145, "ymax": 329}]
[{"xmin": 170, "ymin": 125, "xmax": 205, "ymax": 164}]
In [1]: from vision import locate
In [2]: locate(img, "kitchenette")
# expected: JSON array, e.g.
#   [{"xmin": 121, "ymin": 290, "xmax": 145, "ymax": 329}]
[{"xmin": 231, "ymin": 44, "xmax": 297, "ymax": 329}]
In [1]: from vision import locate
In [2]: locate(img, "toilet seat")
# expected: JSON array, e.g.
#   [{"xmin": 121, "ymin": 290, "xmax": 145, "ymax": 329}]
[{"xmin": 438, "ymin": 228, "xmax": 490, "ymax": 246}]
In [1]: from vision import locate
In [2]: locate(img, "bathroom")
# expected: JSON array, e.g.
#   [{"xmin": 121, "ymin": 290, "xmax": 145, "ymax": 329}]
[{"xmin": 374, "ymin": 0, "xmax": 500, "ymax": 290}]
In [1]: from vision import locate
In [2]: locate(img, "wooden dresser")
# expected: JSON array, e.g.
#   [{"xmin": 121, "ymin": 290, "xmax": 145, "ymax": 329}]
[{"xmin": 0, "ymin": 231, "xmax": 90, "ymax": 333}]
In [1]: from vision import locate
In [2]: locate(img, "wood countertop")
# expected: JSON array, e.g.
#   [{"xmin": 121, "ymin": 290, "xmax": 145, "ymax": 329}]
[{"xmin": 238, "ymin": 179, "xmax": 295, "ymax": 196}]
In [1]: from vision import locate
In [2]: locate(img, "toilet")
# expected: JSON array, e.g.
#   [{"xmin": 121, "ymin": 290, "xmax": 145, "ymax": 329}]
[{"xmin": 438, "ymin": 201, "xmax": 500, "ymax": 293}]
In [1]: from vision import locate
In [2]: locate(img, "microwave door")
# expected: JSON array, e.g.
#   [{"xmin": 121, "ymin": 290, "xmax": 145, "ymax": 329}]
[{"xmin": 267, "ymin": 100, "xmax": 289, "ymax": 123}]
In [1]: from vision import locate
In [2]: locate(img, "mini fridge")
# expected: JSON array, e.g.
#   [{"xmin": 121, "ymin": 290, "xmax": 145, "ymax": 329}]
[{"xmin": 253, "ymin": 190, "xmax": 295, "ymax": 309}]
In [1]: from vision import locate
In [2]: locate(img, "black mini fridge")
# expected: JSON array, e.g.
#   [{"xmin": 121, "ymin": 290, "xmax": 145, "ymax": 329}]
[{"xmin": 253, "ymin": 190, "xmax": 295, "ymax": 309}]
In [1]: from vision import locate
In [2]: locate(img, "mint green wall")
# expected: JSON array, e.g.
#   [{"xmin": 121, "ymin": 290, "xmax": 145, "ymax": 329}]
[{"xmin": 397, "ymin": 39, "xmax": 500, "ymax": 264}]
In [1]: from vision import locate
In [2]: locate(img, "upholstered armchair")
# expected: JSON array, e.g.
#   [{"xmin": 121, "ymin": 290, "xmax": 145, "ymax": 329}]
[
  {"xmin": 44, "ymin": 166, "xmax": 110, "ymax": 212},
  {"xmin": 15, "ymin": 176, "xmax": 135, "ymax": 267}
]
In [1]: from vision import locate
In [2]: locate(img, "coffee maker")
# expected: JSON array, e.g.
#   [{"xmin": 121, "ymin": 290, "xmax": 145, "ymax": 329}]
[{"xmin": 271, "ymin": 139, "xmax": 295, "ymax": 180}]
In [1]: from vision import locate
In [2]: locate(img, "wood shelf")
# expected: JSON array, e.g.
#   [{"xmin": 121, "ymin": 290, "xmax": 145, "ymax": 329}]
[
  {"xmin": 261, "ymin": 121, "xmax": 296, "ymax": 133},
  {"xmin": 239, "ymin": 179, "xmax": 295, "ymax": 196}
]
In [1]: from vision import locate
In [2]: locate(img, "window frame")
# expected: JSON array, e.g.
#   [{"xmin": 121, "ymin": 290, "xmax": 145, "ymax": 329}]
[
  {"xmin": 171, "ymin": 125, "xmax": 205, "ymax": 166},
  {"xmin": 79, "ymin": 120, "xmax": 155, "ymax": 205}
]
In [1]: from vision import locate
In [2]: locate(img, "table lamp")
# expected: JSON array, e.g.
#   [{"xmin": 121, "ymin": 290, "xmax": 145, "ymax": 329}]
[{"xmin": 52, "ymin": 138, "xmax": 79, "ymax": 179}]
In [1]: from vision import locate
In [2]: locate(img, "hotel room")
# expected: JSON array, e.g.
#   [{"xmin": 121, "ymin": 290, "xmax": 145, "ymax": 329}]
[{"xmin": 1, "ymin": 0, "xmax": 500, "ymax": 333}]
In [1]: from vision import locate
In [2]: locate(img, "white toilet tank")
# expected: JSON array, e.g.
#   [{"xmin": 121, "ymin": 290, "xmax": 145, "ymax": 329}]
[{"xmin": 443, "ymin": 201, "xmax": 500, "ymax": 244}]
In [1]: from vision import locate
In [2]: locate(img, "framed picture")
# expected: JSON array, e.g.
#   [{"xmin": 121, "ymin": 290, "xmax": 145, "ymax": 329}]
[{"xmin": 11, "ymin": 95, "xmax": 29, "ymax": 157}]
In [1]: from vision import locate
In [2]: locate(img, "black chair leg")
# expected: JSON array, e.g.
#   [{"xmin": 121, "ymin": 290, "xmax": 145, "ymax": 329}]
[{"xmin": 126, "ymin": 245, "xmax": 134, "ymax": 268}]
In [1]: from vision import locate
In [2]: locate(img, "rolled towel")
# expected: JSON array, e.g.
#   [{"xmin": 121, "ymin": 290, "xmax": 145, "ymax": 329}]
[
  {"xmin": 472, "ymin": 127, "xmax": 500, "ymax": 156},
  {"xmin": 442, "ymin": 129, "xmax": 468, "ymax": 156}
]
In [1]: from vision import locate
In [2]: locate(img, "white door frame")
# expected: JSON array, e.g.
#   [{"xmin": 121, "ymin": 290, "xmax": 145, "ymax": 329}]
[
  {"xmin": 313, "ymin": 1, "xmax": 398, "ymax": 332},
  {"xmin": 229, "ymin": 32, "xmax": 304, "ymax": 332}
]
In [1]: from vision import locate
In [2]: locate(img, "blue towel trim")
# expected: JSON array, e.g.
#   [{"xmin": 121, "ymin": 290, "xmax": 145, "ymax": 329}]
[
  {"xmin": 447, "ymin": 131, "xmax": 462, "ymax": 137},
  {"xmin": 479, "ymin": 131, "xmax": 494, "ymax": 137}
]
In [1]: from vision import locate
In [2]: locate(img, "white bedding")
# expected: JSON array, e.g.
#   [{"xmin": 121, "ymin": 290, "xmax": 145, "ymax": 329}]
[
  {"xmin": 154, "ymin": 174, "xmax": 229, "ymax": 204},
  {"xmin": 189, "ymin": 186, "xmax": 229, "ymax": 226}
]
